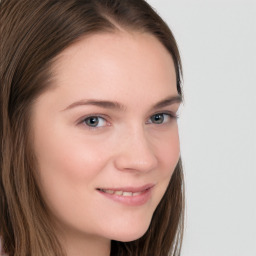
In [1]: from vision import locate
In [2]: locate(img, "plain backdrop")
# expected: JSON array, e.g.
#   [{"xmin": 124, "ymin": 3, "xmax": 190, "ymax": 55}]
[{"xmin": 146, "ymin": 1, "xmax": 256, "ymax": 256}]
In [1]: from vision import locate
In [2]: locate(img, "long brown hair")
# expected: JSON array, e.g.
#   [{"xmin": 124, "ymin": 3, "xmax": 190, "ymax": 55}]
[{"xmin": 0, "ymin": 0, "xmax": 184, "ymax": 255}]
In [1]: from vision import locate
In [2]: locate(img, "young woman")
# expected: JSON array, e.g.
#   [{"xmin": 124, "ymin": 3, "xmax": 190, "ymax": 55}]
[{"xmin": 0, "ymin": 0, "xmax": 185, "ymax": 255}]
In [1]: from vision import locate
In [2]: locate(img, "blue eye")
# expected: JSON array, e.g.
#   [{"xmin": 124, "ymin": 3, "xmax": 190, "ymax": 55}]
[{"xmin": 83, "ymin": 116, "xmax": 107, "ymax": 128}]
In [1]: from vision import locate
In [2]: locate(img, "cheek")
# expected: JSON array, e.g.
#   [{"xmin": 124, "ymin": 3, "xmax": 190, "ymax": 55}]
[
  {"xmin": 155, "ymin": 126, "xmax": 180, "ymax": 175},
  {"xmin": 33, "ymin": 128, "xmax": 115, "ymax": 234},
  {"xmin": 33, "ymin": 123, "xmax": 110, "ymax": 212},
  {"xmin": 162, "ymin": 136, "xmax": 180, "ymax": 171},
  {"xmin": 35, "ymin": 121, "xmax": 108, "ymax": 180},
  {"xmin": 150, "ymin": 126, "xmax": 180, "ymax": 201}
]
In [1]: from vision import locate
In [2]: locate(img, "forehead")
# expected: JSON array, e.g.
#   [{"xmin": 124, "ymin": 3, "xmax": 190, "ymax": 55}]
[{"xmin": 49, "ymin": 31, "xmax": 177, "ymax": 108}]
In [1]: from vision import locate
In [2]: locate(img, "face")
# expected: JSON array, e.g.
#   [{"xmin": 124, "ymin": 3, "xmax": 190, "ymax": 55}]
[{"xmin": 32, "ymin": 31, "xmax": 181, "ymax": 244}]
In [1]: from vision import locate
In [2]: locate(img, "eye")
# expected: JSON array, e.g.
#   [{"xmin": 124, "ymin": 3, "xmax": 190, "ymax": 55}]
[
  {"xmin": 83, "ymin": 116, "xmax": 108, "ymax": 128},
  {"xmin": 148, "ymin": 113, "xmax": 177, "ymax": 125},
  {"xmin": 150, "ymin": 113, "xmax": 165, "ymax": 124}
]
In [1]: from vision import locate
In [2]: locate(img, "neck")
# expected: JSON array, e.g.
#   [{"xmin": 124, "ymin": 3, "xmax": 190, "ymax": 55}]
[
  {"xmin": 65, "ymin": 235, "xmax": 110, "ymax": 256},
  {"xmin": 57, "ymin": 227, "xmax": 111, "ymax": 256}
]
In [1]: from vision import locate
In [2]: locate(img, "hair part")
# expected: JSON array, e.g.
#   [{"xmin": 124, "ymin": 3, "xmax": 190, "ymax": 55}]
[{"xmin": 0, "ymin": 1, "xmax": 184, "ymax": 255}]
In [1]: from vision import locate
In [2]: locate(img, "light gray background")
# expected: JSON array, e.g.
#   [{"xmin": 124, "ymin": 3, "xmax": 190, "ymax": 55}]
[{"xmin": 147, "ymin": 0, "xmax": 256, "ymax": 255}]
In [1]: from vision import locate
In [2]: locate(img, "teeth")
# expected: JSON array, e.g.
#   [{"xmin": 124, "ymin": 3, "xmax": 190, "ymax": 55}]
[
  {"xmin": 100, "ymin": 189, "xmax": 143, "ymax": 196},
  {"xmin": 132, "ymin": 192, "xmax": 141, "ymax": 196},
  {"xmin": 105, "ymin": 189, "xmax": 114, "ymax": 194},
  {"xmin": 122, "ymin": 192, "xmax": 133, "ymax": 197}
]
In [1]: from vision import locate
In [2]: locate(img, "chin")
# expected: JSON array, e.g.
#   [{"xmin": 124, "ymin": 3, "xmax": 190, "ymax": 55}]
[
  {"xmin": 109, "ymin": 222, "xmax": 150, "ymax": 242},
  {"xmin": 116, "ymin": 232, "xmax": 147, "ymax": 242}
]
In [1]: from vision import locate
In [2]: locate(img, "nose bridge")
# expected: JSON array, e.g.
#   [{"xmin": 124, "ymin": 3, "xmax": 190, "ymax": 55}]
[{"xmin": 114, "ymin": 123, "xmax": 158, "ymax": 172}]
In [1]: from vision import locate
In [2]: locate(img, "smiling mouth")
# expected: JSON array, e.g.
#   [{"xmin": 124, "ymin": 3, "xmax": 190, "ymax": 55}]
[
  {"xmin": 96, "ymin": 184, "xmax": 154, "ymax": 197},
  {"xmin": 96, "ymin": 188, "xmax": 149, "ymax": 197},
  {"xmin": 96, "ymin": 184, "xmax": 154, "ymax": 206}
]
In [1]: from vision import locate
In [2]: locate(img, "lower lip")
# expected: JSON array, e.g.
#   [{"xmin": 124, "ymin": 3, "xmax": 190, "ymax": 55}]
[{"xmin": 97, "ymin": 188, "xmax": 153, "ymax": 206}]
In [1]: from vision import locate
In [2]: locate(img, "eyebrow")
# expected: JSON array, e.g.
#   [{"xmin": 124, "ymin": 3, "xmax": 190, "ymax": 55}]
[
  {"xmin": 62, "ymin": 95, "xmax": 182, "ymax": 112},
  {"xmin": 152, "ymin": 95, "xmax": 182, "ymax": 109}
]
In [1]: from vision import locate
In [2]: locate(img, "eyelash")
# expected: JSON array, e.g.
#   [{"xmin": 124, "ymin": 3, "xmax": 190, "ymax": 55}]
[
  {"xmin": 147, "ymin": 112, "xmax": 178, "ymax": 125},
  {"xmin": 78, "ymin": 114, "xmax": 110, "ymax": 130},
  {"xmin": 79, "ymin": 112, "xmax": 179, "ymax": 130}
]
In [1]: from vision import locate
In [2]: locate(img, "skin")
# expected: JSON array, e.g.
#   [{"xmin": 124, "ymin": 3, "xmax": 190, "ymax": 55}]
[{"xmin": 32, "ymin": 31, "xmax": 181, "ymax": 256}]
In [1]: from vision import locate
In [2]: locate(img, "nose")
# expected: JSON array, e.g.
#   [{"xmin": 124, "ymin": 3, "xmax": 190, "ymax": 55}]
[{"xmin": 113, "ymin": 126, "xmax": 158, "ymax": 173}]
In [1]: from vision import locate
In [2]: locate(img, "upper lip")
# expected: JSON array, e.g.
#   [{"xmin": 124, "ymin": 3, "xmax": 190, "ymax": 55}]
[{"xmin": 97, "ymin": 183, "xmax": 155, "ymax": 193}]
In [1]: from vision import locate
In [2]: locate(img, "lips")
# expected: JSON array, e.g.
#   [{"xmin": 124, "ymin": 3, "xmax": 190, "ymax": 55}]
[
  {"xmin": 97, "ymin": 189, "xmax": 143, "ymax": 197},
  {"xmin": 96, "ymin": 184, "xmax": 154, "ymax": 206},
  {"xmin": 96, "ymin": 183, "xmax": 154, "ymax": 196}
]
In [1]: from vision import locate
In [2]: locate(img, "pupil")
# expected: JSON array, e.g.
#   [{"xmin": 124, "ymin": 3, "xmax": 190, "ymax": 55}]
[
  {"xmin": 152, "ymin": 114, "xmax": 164, "ymax": 124},
  {"xmin": 87, "ymin": 117, "xmax": 99, "ymax": 127}
]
